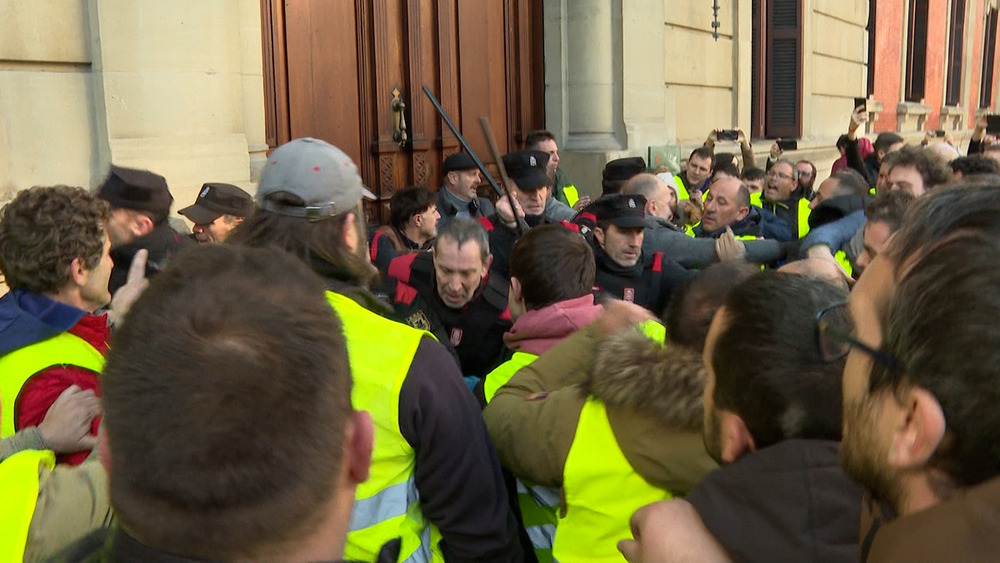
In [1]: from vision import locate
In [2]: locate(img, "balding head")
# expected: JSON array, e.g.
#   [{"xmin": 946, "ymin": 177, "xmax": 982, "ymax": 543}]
[
  {"xmin": 624, "ymin": 173, "xmax": 675, "ymax": 220},
  {"xmin": 778, "ymin": 258, "xmax": 849, "ymax": 292}
]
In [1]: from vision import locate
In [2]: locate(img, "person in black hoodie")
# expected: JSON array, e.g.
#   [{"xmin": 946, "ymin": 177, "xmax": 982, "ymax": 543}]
[
  {"xmin": 97, "ymin": 165, "xmax": 190, "ymax": 293},
  {"xmin": 590, "ymin": 194, "xmax": 692, "ymax": 316},
  {"xmin": 618, "ymin": 272, "xmax": 863, "ymax": 562}
]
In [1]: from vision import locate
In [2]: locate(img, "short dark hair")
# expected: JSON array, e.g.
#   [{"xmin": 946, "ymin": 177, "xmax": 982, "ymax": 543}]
[
  {"xmin": 887, "ymin": 182, "xmax": 1000, "ymax": 282},
  {"xmin": 389, "ymin": 186, "xmax": 435, "ymax": 231},
  {"xmin": 879, "ymin": 233, "xmax": 1000, "ymax": 487},
  {"xmin": 509, "ymin": 224, "xmax": 595, "ymax": 310},
  {"xmin": 228, "ymin": 205, "xmax": 378, "ymax": 289},
  {"xmin": 688, "ymin": 147, "xmax": 715, "ymax": 166},
  {"xmin": 836, "ymin": 134, "xmax": 851, "ymax": 151},
  {"xmin": 524, "ymin": 130, "xmax": 556, "ymax": 149},
  {"xmin": 713, "ymin": 162, "xmax": 740, "ymax": 179},
  {"xmin": 103, "ymin": 244, "xmax": 352, "ymax": 558},
  {"xmin": 888, "ymin": 145, "xmax": 954, "ymax": 191},
  {"xmin": 874, "ymin": 132, "xmax": 904, "ymax": 154},
  {"xmin": 950, "ymin": 154, "xmax": 1000, "ymax": 177},
  {"xmin": 740, "ymin": 167, "xmax": 766, "ymax": 183},
  {"xmin": 434, "ymin": 217, "xmax": 490, "ymax": 263},
  {"xmin": 712, "ymin": 152, "xmax": 737, "ymax": 173},
  {"xmin": 865, "ymin": 190, "xmax": 915, "ymax": 232},
  {"xmin": 711, "ymin": 272, "xmax": 848, "ymax": 448},
  {"xmin": 665, "ymin": 261, "xmax": 758, "ymax": 353},
  {"xmin": 829, "ymin": 169, "xmax": 871, "ymax": 198},
  {"xmin": 0, "ymin": 186, "xmax": 109, "ymax": 293}
]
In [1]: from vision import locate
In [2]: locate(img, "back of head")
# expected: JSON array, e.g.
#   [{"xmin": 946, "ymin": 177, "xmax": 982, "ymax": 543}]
[
  {"xmin": 602, "ymin": 157, "xmax": 647, "ymax": 195},
  {"xmin": 228, "ymin": 138, "xmax": 378, "ymax": 288},
  {"xmin": 830, "ymin": 169, "xmax": 870, "ymax": 198},
  {"xmin": 950, "ymin": 154, "xmax": 1000, "ymax": 177},
  {"xmin": 97, "ymin": 165, "xmax": 173, "ymax": 225},
  {"xmin": 666, "ymin": 261, "xmax": 758, "ymax": 353},
  {"xmin": 102, "ymin": 244, "xmax": 351, "ymax": 559},
  {"xmin": 887, "ymin": 182, "xmax": 1000, "ymax": 264},
  {"xmin": 713, "ymin": 152, "xmax": 737, "ymax": 173},
  {"xmin": 881, "ymin": 232, "xmax": 1000, "ymax": 487},
  {"xmin": 711, "ymin": 271, "xmax": 848, "ymax": 448},
  {"xmin": 713, "ymin": 162, "xmax": 740, "ymax": 179},
  {"xmin": 836, "ymin": 134, "xmax": 851, "ymax": 152},
  {"xmin": 509, "ymin": 224, "xmax": 595, "ymax": 310},
  {"xmin": 622, "ymin": 173, "xmax": 664, "ymax": 200},
  {"xmin": 865, "ymin": 189, "xmax": 915, "ymax": 232},
  {"xmin": 389, "ymin": 186, "xmax": 435, "ymax": 231},
  {"xmin": 0, "ymin": 186, "xmax": 109, "ymax": 294}
]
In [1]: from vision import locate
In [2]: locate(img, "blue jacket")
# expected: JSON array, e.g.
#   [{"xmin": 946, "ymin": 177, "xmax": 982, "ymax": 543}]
[
  {"xmin": 800, "ymin": 210, "xmax": 865, "ymax": 258},
  {"xmin": 0, "ymin": 290, "xmax": 86, "ymax": 356}
]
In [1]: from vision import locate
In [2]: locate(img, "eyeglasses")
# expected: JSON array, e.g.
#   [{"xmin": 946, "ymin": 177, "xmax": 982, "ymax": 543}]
[
  {"xmin": 767, "ymin": 171, "xmax": 793, "ymax": 181},
  {"xmin": 815, "ymin": 302, "xmax": 899, "ymax": 368}
]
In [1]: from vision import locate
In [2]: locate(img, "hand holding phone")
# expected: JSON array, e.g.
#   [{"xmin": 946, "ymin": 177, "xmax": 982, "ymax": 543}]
[{"xmin": 777, "ymin": 139, "xmax": 798, "ymax": 151}]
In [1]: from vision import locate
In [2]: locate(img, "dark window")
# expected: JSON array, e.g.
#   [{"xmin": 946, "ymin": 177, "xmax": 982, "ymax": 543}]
[
  {"xmin": 945, "ymin": 0, "xmax": 966, "ymax": 106},
  {"xmin": 981, "ymin": 8, "xmax": 998, "ymax": 108},
  {"xmin": 905, "ymin": 0, "xmax": 929, "ymax": 102},
  {"xmin": 867, "ymin": 0, "xmax": 877, "ymax": 96},
  {"xmin": 764, "ymin": 0, "xmax": 802, "ymax": 138}
]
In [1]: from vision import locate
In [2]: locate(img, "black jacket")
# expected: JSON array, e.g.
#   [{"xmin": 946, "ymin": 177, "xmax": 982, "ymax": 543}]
[
  {"xmin": 109, "ymin": 222, "xmax": 191, "ymax": 293},
  {"xmin": 592, "ymin": 240, "xmax": 693, "ymax": 316},
  {"xmin": 687, "ymin": 440, "xmax": 864, "ymax": 562}
]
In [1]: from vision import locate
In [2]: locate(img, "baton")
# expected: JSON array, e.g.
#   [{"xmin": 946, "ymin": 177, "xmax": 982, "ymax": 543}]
[{"xmin": 422, "ymin": 86, "xmax": 527, "ymax": 235}]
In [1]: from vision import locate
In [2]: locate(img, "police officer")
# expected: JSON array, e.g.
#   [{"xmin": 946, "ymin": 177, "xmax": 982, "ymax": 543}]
[
  {"xmin": 178, "ymin": 182, "xmax": 254, "ymax": 243},
  {"xmin": 387, "ymin": 217, "xmax": 511, "ymax": 380},
  {"xmin": 436, "ymin": 152, "xmax": 495, "ymax": 232},
  {"xmin": 590, "ymin": 193, "xmax": 693, "ymax": 315}
]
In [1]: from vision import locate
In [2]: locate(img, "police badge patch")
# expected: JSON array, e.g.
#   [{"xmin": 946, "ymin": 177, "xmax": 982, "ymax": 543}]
[
  {"xmin": 406, "ymin": 310, "xmax": 432, "ymax": 331},
  {"xmin": 623, "ymin": 287, "xmax": 635, "ymax": 302}
]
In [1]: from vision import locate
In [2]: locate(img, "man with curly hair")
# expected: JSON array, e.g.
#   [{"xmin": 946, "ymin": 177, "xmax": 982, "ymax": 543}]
[{"xmin": 0, "ymin": 186, "xmax": 115, "ymax": 465}]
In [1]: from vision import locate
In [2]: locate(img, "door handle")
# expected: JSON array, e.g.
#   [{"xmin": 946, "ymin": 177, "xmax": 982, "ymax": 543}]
[{"xmin": 391, "ymin": 87, "xmax": 408, "ymax": 146}]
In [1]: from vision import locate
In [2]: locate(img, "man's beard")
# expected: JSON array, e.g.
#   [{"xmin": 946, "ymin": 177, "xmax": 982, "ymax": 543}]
[{"xmin": 840, "ymin": 394, "xmax": 904, "ymax": 511}]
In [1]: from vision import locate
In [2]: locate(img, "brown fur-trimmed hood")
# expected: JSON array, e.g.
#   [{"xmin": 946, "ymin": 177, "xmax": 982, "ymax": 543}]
[{"xmin": 583, "ymin": 328, "xmax": 705, "ymax": 432}]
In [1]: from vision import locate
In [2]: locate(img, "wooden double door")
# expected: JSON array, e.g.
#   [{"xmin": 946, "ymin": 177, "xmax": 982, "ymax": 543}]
[{"xmin": 262, "ymin": 0, "xmax": 545, "ymax": 222}]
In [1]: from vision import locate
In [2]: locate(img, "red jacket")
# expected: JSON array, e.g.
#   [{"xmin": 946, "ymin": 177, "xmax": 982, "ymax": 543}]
[{"xmin": 16, "ymin": 313, "xmax": 108, "ymax": 465}]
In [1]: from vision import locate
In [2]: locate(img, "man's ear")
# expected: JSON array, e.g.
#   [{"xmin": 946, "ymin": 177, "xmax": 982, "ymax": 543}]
[
  {"xmin": 483, "ymin": 254, "xmax": 494, "ymax": 275},
  {"xmin": 887, "ymin": 387, "xmax": 947, "ymax": 470},
  {"xmin": 736, "ymin": 206, "xmax": 750, "ymax": 221},
  {"xmin": 510, "ymin": 276, "xmax": 524, "ymax": 304},
  {"xmin": 68, "ymin": 256, "xmax": 89, "ymax": 287},
  {"xmin": 340, "ymin": 212, "xmax": 359, "ymax": 253},
  {"xmin": 412, "ymin": 212, "xmax": 423, "ymax": 228},
  {"xmin": 345, "ymin": 411, "xmax": 374, "ymax": 485},
  {"xmin": 594, "ymin": 227, "xmax": 606, "ymax": 247},
  {"xmin": 719, "ymin": 411, "xmax": 756, "ymax": 464},
  {"xmin": 133, "ymin": 214, "xmax": 155, "ymax": 237}
]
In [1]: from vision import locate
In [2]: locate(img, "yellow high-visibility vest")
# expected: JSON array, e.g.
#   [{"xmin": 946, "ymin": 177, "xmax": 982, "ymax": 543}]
[
  {"xmin": 328, "ymin": 292, "xmax": 443, "ymax": 563},
  {"xmin": 0, "ymin": 449, "xmax": 54, "ymax": 559},
  {"xmin": 0, "ymin": 333, "xmax": 104, "ymax": 438}
]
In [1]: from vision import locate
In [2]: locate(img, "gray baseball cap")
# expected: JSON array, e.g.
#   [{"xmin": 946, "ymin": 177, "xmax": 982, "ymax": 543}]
[{"xmin": 257, "ymin": 137, "xmax": 376, "ymax": 221}]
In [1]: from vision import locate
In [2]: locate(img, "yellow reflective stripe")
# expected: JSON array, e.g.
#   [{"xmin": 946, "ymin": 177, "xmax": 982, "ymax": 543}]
[
  {"xmin": 0, "ymin": 449, "xmax": 54, "ymax": 559},
  {"xmin": 798, "ymin": 198, "xmax": 812, "ymax": 239},
  {"xmin": 349, "ymin": 478, "xmax": 416, "ymax": 532},
  {"xmin": 483, "ymin": 352, "xmax": 538, "ymax": 404},
  {"xmin": 563, "ymin": 185, "xmax": 580, "ymax": 208},
  {"xmin": 0, "ymin": 333, "xmax": 104, "ymax": 437},
  {"xmin": 834, "ymin": 250, "xmax": 854, "ymax": 277},
  {"xmin": 555, "ymin": 399, "xmax": 672, "ymax": 561}
]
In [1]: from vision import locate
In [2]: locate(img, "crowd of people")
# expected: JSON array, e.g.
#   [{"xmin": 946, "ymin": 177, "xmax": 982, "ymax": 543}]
[{"xmin": 1, "ymin": 106, "xmax": 999, "ymax": 562}]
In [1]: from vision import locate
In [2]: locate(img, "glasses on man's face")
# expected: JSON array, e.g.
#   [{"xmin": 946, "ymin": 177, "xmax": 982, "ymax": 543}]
[
  {"xmin": 815, "ymin": 302, "xmax": 899, "ymax": 368},
  {"xmin": 767, "ymin": 170, "xmax": 792, "ymax": 181}
]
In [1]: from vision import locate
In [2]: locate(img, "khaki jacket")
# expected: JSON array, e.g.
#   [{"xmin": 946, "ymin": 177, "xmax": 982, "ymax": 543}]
[
  {"xmin": 483, "ymin": 324, "xmax": 717, "ymax": 495},
  {"xmin": 26, "ymin": 460, "xmax": 113, "ymax": 561}
]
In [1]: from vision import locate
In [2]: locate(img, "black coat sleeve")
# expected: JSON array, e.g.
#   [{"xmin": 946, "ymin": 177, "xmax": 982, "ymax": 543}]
[
  {"xmin": 845, "ymin": 137, "xmax": 873, "ymax": 185},
  {"xmin": 398, "ymin": 337, "xmax": 523, "ymax": 562},
  {"xmin": 484, "ymin": 216, "xmax": 520, "ymax": 280}
]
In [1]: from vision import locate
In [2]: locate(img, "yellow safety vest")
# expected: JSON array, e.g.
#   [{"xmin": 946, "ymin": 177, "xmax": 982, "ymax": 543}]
[
  {"xmin": 554, "ymin": 398, "xmax": 673, "ymax": 562},
  {"xmin": 672, "ymin": 175, "xmax": 692, "ymax": 201},
  {"xmin": 834, "ymin": 250, "xmax": 854, "ymax": 278},
  {"xmin": 0, "ymin": 449, "xmax": 54, "ymax": 559},
  {"xmin": 563, "ymin": 184, "xmax": 580, "ymax": 209},
  {"xmin": 0, "ymin": 333, "xmax": 104, "ymax": 438},
  {"xmin": 327, "ymin": 292, "xmax": 443, "ymax": 563},
  {"xmin": 483, "ymin": 351, "xmax": 537, "ymax": 405},
  {"xmin": 749, "ymin": 193, "xmax": 813, "ymax": 239}
]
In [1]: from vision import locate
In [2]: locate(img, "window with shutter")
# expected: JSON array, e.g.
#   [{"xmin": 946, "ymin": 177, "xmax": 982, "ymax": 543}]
[
  {"xmin": 980, "ymin": 8, "xmax": 998, "ymax": 108},
  {"xmin": 905, "ymin": 0, "xmax": 929, "ymax": 102},
  {"xmin": 945, "ymin": 0, "xmax": 966, "ymax": 106},
  {"xmin": 867, "ymin": 0, "xmax": 877, "ymax": 96},
  {"xmin": 764, "ymin": 0, "xmax": 802, "ymax": 138}
]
